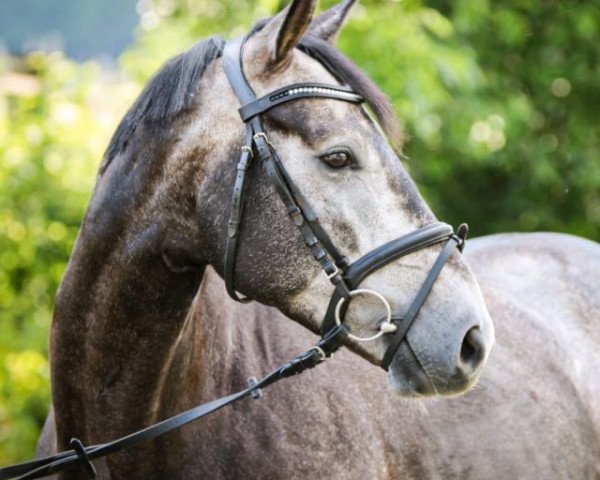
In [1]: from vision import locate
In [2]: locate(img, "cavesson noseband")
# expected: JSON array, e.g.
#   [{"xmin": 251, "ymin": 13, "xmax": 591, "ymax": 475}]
[{"xmin": 222, "ymin": 34, "xmax": 467, "ymax": 371}]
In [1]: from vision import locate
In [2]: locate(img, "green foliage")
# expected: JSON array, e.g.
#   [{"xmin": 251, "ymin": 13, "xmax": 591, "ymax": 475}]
[
  {"xmin": 1, "ymin": 0, "xmax": 598, "ymax": 465},
  {"xmin": 124, "ymin": 0, "xmax": 600, "ymax": 238},
  {"xmin": 414, "ymin": 0, "xmax": 600, "ymax": 239},
  {"xmin": 0, "ymin": 52, "xmax": 138, "ymax": 462}
]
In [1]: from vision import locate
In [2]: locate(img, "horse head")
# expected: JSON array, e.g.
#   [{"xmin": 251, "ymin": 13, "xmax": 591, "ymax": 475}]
[{"xmin": 100, "ymin": 0, "xmax": 494, "ymax": 398}]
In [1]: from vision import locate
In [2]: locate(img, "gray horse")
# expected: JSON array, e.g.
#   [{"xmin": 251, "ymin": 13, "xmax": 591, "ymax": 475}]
[{"xmin": 34, "ymin": 1, "xmax": 598, "ymax": 479}]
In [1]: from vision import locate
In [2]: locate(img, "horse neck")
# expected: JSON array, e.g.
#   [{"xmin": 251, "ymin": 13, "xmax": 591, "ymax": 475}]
[
  {"xmin": 157, "ymin": 267, "xmax": 322, "ymax": 412},
  {"xmin": 49, "ymin": 123, "xmax": 216, "ymax": 452},
  {"xmin": 152, "ymin": 269, "xmax": 252, "ymax": 414}
]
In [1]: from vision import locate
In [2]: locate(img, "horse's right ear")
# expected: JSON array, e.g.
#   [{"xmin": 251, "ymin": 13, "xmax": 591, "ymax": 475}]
[
  {"xmin": 257, "ymin": 0, "xmax": 317, "ymax": 68},
  {"xmin": 309, "ymin": 0, "xmax": 357, "ymax": 44}
]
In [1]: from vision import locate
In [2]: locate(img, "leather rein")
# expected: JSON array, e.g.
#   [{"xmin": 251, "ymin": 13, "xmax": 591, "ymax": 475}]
[{"xmin": 0, "ymin": 34, "xmax": 467, "ymax": 480}]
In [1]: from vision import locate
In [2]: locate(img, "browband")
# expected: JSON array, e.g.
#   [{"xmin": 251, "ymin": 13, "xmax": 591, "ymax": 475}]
[{"xmin": 239, "ymin": 83, "xmax": 362, "ymax": 121}]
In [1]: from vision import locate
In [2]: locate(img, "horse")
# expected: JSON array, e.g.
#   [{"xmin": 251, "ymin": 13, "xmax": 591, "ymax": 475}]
[{"xmin": 32, "ymin": 0, "xmax": 599, "ymax": 478}]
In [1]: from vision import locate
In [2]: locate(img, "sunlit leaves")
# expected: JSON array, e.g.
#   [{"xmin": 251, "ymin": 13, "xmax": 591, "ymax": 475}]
[{"xmin": 0, "ymin": 51, "xmax": 138, "ymax": 462}]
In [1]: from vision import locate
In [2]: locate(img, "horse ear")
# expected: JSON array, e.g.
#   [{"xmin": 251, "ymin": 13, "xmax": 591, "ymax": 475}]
[
  {"xmin": 261, "ymin": 0, "xmax": 317, "ymax": 66},
  {"xmin": 310, "ymin": 0, "xmax": 357, "ymax": 44}
]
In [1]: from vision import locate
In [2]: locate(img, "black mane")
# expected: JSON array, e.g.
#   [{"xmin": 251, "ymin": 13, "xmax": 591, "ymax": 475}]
[
  {"xmin": 103, "ymin": 36, "xmax": 225, "ymax": 169},
  {"xmin": 103, "ymin": 24, "xmax": 401, "ymax": 169}
]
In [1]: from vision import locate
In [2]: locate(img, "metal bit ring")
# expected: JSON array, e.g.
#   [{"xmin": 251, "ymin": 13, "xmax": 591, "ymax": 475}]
[{"xmin": 334, "ymin": 289, "xmax": 396, "ymax": 342}]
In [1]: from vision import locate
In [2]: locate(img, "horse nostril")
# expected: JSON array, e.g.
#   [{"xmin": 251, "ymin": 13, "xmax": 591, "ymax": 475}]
[{"xmin": 459, "ymin": 327, "xmax": 485, "ymax": 373}]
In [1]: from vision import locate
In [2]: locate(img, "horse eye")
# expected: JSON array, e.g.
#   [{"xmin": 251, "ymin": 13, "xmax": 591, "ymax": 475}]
[{"xmin": 319, "ymin": 150, "xmax": 354, "ymax": 169}]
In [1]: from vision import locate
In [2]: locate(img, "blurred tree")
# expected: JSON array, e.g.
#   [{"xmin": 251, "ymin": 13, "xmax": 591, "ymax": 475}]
[
  {"xmin": 416, "ymin": 0, "xmax": 600, "ymax": 238},
  {"xmin": 122, "ymin": 0, "xmax": 600, "ymax": 238},
  {"xmin": 0, "ymin": 53, "xmax": 138, "ymax": 462}
]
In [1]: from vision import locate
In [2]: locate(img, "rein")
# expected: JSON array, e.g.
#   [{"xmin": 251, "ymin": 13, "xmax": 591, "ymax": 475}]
[{"xmin": 0, "ymin": 326, "xmax": 348, "ymax": 480}]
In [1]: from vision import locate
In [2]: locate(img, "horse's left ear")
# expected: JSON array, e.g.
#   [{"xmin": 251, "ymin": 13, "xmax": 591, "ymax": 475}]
[
  {"xmin": 309, "ymin": 0, "xmax": 357, "ymax": 44},
  {"xmin": 261, "ymin": 0, "xmax": 317, "ymax": 66}
]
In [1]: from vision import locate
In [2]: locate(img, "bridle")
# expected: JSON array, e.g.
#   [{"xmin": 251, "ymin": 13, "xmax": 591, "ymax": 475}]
[
  {"xmin": 222, "ymin": 34, "xmax": 467, "ymax": 370},
  {"xmin": 0, "ymin": 33, "xmax": 470, "ymax": 480}
]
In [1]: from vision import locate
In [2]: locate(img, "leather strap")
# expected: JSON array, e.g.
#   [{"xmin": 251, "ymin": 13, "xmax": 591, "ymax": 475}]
[
  {"xmin": 320, "ymin": 222, "xmax": 455, "ymax": 335},
  {"xmin": 259, "ymin": 142, "xmax": 351, "ymax": 300},
  {"xmin": 224, "ymin": 126, "xmax": 254, "ymax": 302},
  {"xmin": 0, "ymin": 326, "xmax": 349, "ymax": 480},
  {"xmin": 344, "ymin": 223, "xmax": 454, "ymax": 286},
  {"xmin": 380, "ymin": 234, "xmax": 463, "ymax": 370},
  {"xmin": 222, "ymin": 36, "xmax": 256, "ymax": 106},
  {"xmin": 272, "ymin": 152, "xmax": 349, "ymax": 269},
  {"xmin": 239, "ymin": 83, "xmax": 362, "ymax": 121}
]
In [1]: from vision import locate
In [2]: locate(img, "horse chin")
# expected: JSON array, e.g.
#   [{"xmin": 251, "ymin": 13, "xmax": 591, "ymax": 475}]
[
  {"xmin": 387, "ymin": 342, "xmax": 438, "ymax": 398},
  {"xmin": 387, "ymin": 372, "xmax": 437, "ymax": 399},
  {"xmin": 388, "ymin": 341, "xmax": 483, "ymax": 398}
]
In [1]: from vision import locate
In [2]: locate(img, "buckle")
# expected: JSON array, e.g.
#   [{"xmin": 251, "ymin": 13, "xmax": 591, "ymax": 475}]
[
  {"xmin": 334, "ymin": 289, "xmax": 396, "ymax": 342},
  {"xmin": 325, "ymin": 263, "xmax": 340, "ymax": 280},
  {"xmin": 253, "ymin": 132, "xmax": 275, "ymax": 149},
  {"xmin": 240, "ymin": 145, "xmax": 253, "ymax": 158}
]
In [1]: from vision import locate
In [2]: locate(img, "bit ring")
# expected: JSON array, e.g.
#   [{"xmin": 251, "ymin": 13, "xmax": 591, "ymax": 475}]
[{"xmin": 334, "ymin": 289, "xmax": 396, "ymax": 342}]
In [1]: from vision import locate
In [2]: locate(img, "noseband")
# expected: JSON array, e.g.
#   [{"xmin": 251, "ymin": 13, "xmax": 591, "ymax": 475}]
[{"xmin": 222, "ymin": 35, "xmax": 467, "ymax": 371}]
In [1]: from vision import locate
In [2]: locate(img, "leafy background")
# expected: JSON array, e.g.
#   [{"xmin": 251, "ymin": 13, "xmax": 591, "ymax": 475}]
[{"xmin": 1, "ymin": 0, "xmax": 598, "ymax": 463}]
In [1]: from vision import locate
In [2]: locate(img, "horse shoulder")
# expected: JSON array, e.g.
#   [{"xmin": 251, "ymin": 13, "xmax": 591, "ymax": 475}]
[{"xmin": 466, "ymin": 231, "xmax": 600, "ymax": 340}]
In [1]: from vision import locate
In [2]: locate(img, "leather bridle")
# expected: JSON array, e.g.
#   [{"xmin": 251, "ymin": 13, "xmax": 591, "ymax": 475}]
[
  {"xmin": 222, "ymin": 34, "xmax": 468, "ymax": 370},
  {"xmin": 0, "ymin": 33, "xmax": 472, "ymax": 480}
]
